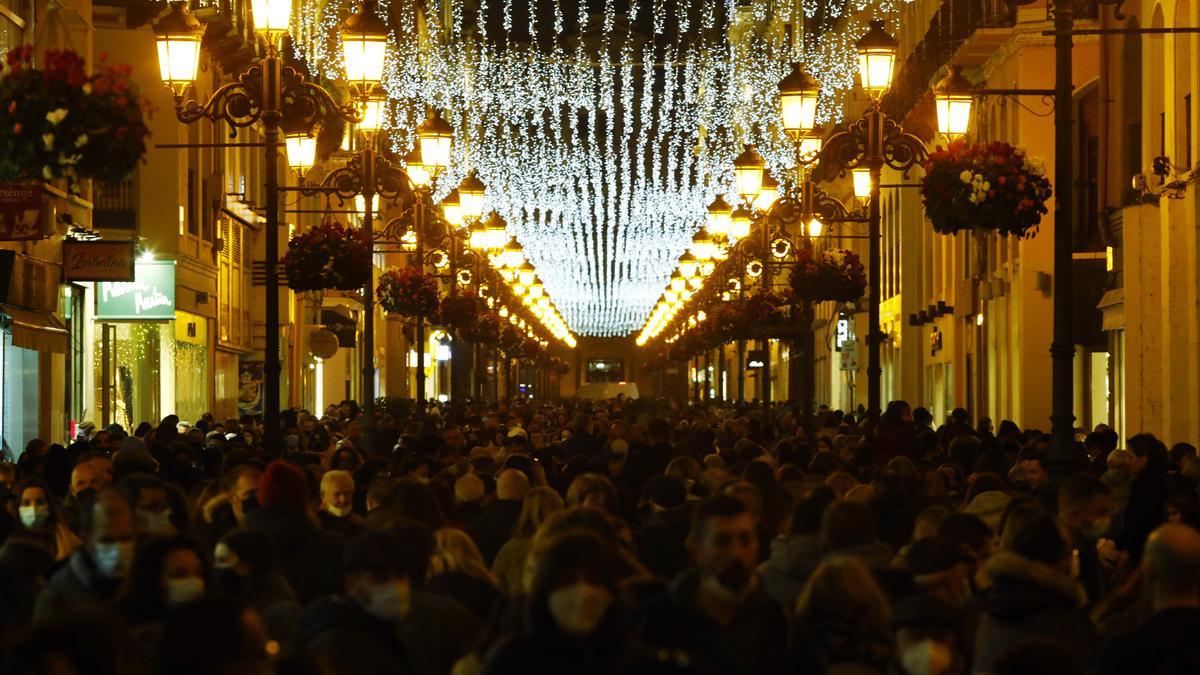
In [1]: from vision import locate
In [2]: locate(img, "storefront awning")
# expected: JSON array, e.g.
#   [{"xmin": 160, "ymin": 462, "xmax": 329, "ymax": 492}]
[{"xmin": 1, "ymin": 304, "xmax": 67, "ymax": 353}]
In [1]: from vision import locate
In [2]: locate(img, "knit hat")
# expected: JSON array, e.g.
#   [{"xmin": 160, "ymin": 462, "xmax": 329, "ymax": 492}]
[{"xmin": 258, "ymin": 460, "xmax": 310, "ymax": 511}]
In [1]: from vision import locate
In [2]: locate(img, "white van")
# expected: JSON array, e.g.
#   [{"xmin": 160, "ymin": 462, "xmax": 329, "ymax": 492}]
[{"xmin": 575, "ymin": 382, "xmax": 640, "ymax": 400}]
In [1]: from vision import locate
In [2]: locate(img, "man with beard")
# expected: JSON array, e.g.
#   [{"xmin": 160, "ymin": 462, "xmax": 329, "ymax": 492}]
[{"xmin": 634, "ymin": 494, "xmax": 790, "ymax": 675}]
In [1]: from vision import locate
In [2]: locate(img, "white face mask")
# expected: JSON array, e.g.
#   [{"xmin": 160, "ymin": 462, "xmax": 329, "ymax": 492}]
[
  {"xmin": 360, "ymin": 581, "xmax": 411, "ymax": 622},
  {"xmin": 137, "ymin": 509, "xmax": 173, "ymax": 535},
  {"xmin": 325, "ymin": 504, "xmax": 352, "ymax": 518},
  {"xmin": 547, "ymin": 582, "xmax": 612, "ymax": 636},
  {"xmin": 900, "ymin": 639, "xmax": 954, "ymax": 675},
  {"xmin": 93, "ymin": 541, "xmax": 135, "ymax": 579},
  {"xmin": 19, "ymin": 504, "xmax": 50, "ymax": 528},
  {"xmin": 166, "ymin": 576, "xmax": 205, "ymax": 607}
]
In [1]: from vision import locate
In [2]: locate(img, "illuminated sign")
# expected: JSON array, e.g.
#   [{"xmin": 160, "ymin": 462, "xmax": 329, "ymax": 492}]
[{"xmin": 96, "ymin": 260, "xmax": 176, "ymax": 321}]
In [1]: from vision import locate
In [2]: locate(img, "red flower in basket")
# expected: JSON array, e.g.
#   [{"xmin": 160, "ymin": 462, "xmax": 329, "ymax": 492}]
[
  {"xmin": 377, "ymin": 267, "xmax": 440, "ymax": 317},
  {"xmin": 790, "ymin": 247, "xmax": 867, "ymax": 303},
  {"xmin": 437, "ymin": 291, "xmax": 481, "ymax": 331},
  {"xmin": 283, "ymin": 220, "xmax": 372, "ymax": 291},
  {"xmin": 921, "ymin": 139, "xmax": 1052, "ymax": 238},
  {"xmin": 462, "ymin": 312, "xmax": 503, "ymax": 344}
]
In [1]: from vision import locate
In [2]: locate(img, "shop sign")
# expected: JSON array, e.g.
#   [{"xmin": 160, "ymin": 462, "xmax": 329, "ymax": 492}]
[
  {"xmin": 840, "ymin": 339, "xmax": 858, "ymax": 371},
  {"xmin": 96, "ymin": 260, "xmax": 176, "ymax": 320},
  {"xmin": 0, "ymin": 184, "xmax": 45, "ymax": 241},
  {"xmin": 63, "ymin": 240, "xmax": 136, "ymax": 282}
]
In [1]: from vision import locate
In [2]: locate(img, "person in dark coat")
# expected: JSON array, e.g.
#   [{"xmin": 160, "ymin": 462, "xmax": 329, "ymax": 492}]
[
  {"xmin": 1098, "ymin": 523, "xmax": 1200, "ymax": 675},
  {"xmin": 211, "ymin": 528, "xmax": 303, "ymax": 642},
  {"xmin": 468, "ymin": 468, "xmax": 530, "ymax": 565},
  {"xmin": 481, "ymin": 530, "xmax": 667, "ymax": 675},
  {"xmin": 1058, "ymin": 473, "xmax": 1116, "ymax": 606},
  {"xmin": 973, "ymin": 513, "xmax": 1098, "ymax": 674},
  {"xmin": 634, "ymin": 475, "xmax": 692, "ymax": 580},
  {"xmin": 635, "ymin": 495, "xmax": 791, "ymax": 675},
  {"xmin": 244, "ymin": 460, "xmax": 343, "ymax": 605},
  {"xmin": 34, "ymin": 489, "xmax": 136, "ymax": 622},
  {"xmin": 1117, "ymin": 434, "xmax": 1171, "ymax": 564},
  {"xmin": 758, "ymin": 486, "xmax": 834, "ymax": 611},
  {"xmin": 298, "ymin": 530, "xmax": 418, "ymax": 675}
]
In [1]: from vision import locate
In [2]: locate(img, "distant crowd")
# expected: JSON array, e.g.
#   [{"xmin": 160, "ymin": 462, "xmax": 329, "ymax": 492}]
[{"xmin": 1, "ymin": 397, "xmax": 1198, "ymax": 675}]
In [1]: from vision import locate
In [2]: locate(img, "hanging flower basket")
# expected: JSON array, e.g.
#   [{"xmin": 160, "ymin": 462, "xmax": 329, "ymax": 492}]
[
  {"xmin": 461, "ymin": 312, "xmax": 502, "ymax": 345},
  {"xmin": 921, "ymin": 140, "xmax": 1052, "ymax": 238},
  {"xmin": 789, "ymin": 247, "xmax": 867, "ymax": 303},
  {"xmin": 499, "ymin": 323, "xmax": 527, "ymax": 355},
  {"xmin": 283, "ymin": 220, "xmax": 373, "ymax": 291},
  {"xmin": 726, "ymin": 290, "xmax": 787, "ymax": 340},
  {"xmin": 0, "ymin": 47, "xmax": 151, "ymax": 185},
  {"xmin": 376, "ymin": 267, "xmax": 440, "ymax": 317},
  {"xmin": 436, "ymin": 291, "xmax": 481, "ymax": 332}
]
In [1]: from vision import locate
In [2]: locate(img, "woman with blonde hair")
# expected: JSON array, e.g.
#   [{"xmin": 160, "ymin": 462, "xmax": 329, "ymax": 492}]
[
  {"xmin": 794, "ymin": 557, "xmax": 894, "ymax": 674},
  {"xmin": 491, "ymin": 487, "xmax": 564, "ymax": 595},
  {"xmin": 428, "ymin": 528, "xmax": 500, "ymax": 621}
]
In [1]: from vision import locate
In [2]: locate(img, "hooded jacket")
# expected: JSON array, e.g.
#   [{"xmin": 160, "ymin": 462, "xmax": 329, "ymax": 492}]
[
  {"xmin": 758, "ymin": 533, "xmax": 823, "ymax": 611},
  {"xmin": 972, "ymin": 550, "xmax": 1097, "ymax": 675}
]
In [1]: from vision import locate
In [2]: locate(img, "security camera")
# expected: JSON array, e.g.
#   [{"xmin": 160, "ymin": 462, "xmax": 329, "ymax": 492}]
[{"xmin": 1131, "ymin": 173, "xmax": 1147, "ymax": 191}]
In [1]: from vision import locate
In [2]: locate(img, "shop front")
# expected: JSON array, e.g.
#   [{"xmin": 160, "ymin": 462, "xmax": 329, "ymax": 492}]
[
  {"xmin": 0, "ymin": 251, "xmax": 68, "ymax": 456},
  {"xmin": 92, "ymin": 259, "xmax": 211, "ymax": 429}
]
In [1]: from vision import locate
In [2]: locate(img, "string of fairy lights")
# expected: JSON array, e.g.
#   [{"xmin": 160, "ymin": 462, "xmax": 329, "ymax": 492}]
[{"xmin": 293, "ymin": 0, "xmax": 907, "ymax": 336}]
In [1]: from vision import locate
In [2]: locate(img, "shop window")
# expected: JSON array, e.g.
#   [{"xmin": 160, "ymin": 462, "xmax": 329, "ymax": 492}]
[
  {"xmin": 586, "ymin": 359, "xmax": 624, "ymax": 383},
  {"xmin": 1, "ymin": 330, "xmax": 39, "ymax": 461}
]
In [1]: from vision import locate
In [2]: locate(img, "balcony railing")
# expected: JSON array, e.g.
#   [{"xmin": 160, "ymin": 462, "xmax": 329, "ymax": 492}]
[
  {"xmin": 882, "ymin": 0, "xmax": 1017, "ymax": 121},
  {"xmin": 93, "ymin": 174, "xmax": 137, "ymax": 230}
]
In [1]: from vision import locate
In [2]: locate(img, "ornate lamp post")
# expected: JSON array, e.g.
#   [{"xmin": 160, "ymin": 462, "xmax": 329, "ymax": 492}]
[
  {"xmin": 819, "ymin": 19, "xmax": 928, "ymax": 425},
  {"xmin": 153, "ymin": 0, "xmax": 364, "ymax": 451}
]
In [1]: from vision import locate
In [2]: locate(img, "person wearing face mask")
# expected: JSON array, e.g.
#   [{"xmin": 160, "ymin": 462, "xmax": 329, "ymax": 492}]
[
  {"xmin": 211, "ymin": 529, "xmax": 303, "ymax": 642},
  {"xmin": 198, "ymin": 464, "xmax": 262, "ymax": 547},
  {"xmin": 481, "ymin": 531, "xmax": 660, "ymax": 675},
  {"xmin": 634, "ymin": 494, "xmax": 791, "ymax": 675},
  {"xmin": 891, "ymin": 594, "xmax": 969, "ymax": 675},
  {"xmin": 1058, "ymin": 473, "xmax": 1116, "ymax": 607},
  {"xmin": 318, "ymin": 470, "xmax": 365, "ymax": 536},
  {"xmin": 117, "ymin": 535, "xmax": 209, "ymax": 629},
  {"xmin": 297, "ymin": 529, "xmax": 424, "ymax": 675},
  {"xmin": 34, "ymin": 489, "xmax": 137, "ymax": 622},
  {"xmin": 13, "ymin": 478, "xmax": 81, "ymax": 561},
  {"xmin": 117, "ymin": 473, "xmax": 178, "ymax": 537},
  {"xmin": 904, "ymin": 537, "xmax": 983, "ymax": 662}
]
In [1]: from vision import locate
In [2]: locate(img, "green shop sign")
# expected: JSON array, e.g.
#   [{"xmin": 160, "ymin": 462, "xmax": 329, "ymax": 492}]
[{"xmin": 96, "ymin": 260, "xmax": 176, "ymax": 321}]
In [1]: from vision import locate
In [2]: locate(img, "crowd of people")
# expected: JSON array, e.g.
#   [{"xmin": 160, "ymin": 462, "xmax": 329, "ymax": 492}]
[{"xmin": 1, "ymin": 396, "xmax": 1199, "ymax": 675}]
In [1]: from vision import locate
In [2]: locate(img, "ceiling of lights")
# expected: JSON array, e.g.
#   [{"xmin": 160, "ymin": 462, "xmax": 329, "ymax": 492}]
[{"xmin": 294, "ymin": 0, "xmax": 906, "ymax": 336}]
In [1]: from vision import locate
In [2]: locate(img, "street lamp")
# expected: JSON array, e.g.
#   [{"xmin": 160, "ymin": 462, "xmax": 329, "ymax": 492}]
[
  {"xmin": 284, "ymin": 133, "xmax": 317, "ymax": 180},
  {"xmin": 852, "ymin": 168, "xmax": 873, "ymax": 203},
  {"xmin": 458, "ymin": 171, "xmax": 487, "ymax": 221},
  {"xmin": 816, "ymin": 18, "xmax": 926, "ymax": 423},
  {"xmin": 706, "ymin": 196, "xmax": 732, "ymax": 240},
  {"xmin": 778, "ymin": 63, "xmax": 820, "ymax": 138},
  {"xmin": 417, "ymin": 109, "xmax": 454, "ymax": 171},
  {"xmin": 441, "ymin": 189, "xmax": 463, "ymax": 228},
  {"xmin": 154, "ymin": 0, "xmax": 366, "ymax": 452},
  {"xmin": 340, "ymin": 0, "xmax": 388, "ymax": 96},
  {"xmin": 755, "ymin": 174, "xmax": 779, "ymax": 211},
  {"xmin": 153, "ymin": 3, "xmax": 203, "ymax": 98},
  {"xmin": 933, "ymin": 65, "xmax": 975, "ymax": 141},
  {"xmin": 855, "ymin": 20, "xmax": 899, "ymax": 99},
  {"xmin": 678, "ymin": 251, "xmax": 698, "ymax": 280},
  {"xmin": 733, "ymin": 145, "xmax": 766, "ymax": 202},
  {"xmin": 403, "ymin": 146, "xmax": 431, "ymax": 188},
  {"xmin": 729, "ymin": 205, "xmax": 752, "ymax": 243}
]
